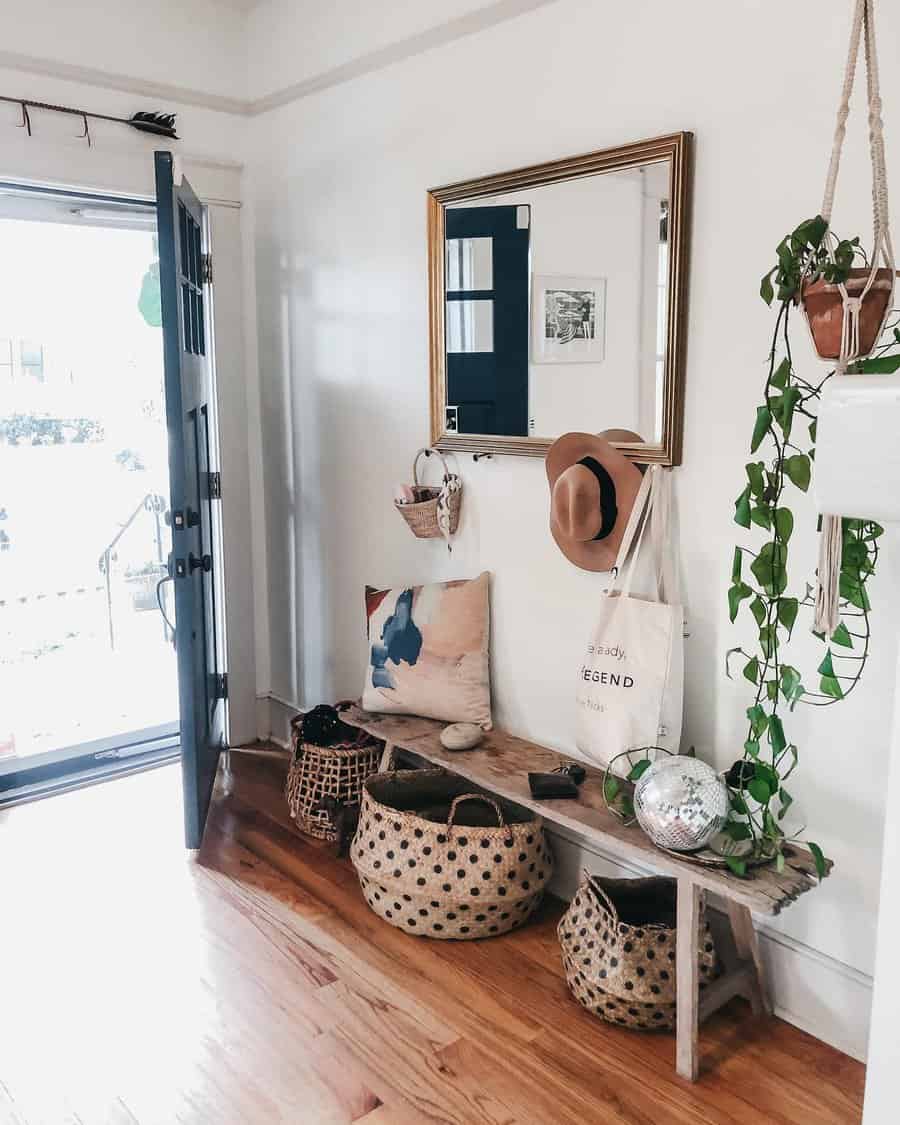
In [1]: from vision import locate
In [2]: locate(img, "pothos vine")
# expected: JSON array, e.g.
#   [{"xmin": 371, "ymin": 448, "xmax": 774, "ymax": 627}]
[{"xmin": 723, "ymin": 215, "xmax": 897, "ymax": 878}]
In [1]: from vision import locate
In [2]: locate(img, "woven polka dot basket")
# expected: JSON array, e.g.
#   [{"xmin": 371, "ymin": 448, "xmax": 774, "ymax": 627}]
[
  {"xmin": 352, "ymin": 769, "xmax": 553, "ymax": 940},
  {"xmin": 558, "ymin": 873, "xmax": 718, "ymax": 1031}
]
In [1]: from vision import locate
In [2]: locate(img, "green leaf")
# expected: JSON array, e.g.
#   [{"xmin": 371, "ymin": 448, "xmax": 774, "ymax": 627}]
[
  {"xmin": 780, "ymin": 665, "xmax": 802, "ymax": 704},
  {"xmin": 855, "ymin": 354, "xmax": 900, "ymax": 374},
  {"xmin": 724, "ymin": 821, "xmax": 752, "ymax": 841},
  {"xmin": 770, "ymin": 358, "xmax": 790, "ymax": 389},
  {"xmin": 766, "ymin": 679, "xmax": 778, "ymax": 701},
  {"xmin": 818, "ymin": 649, "xmax": 835, "ymax": 678},
  {"xmin": 760, "ymin": 270, "xmax": 775, "ymax": 306},
  {"xmin": 728, "ymin": 582, "xmax": 753, "ymax": 623},
  {"xmin": 748, "ymin": 778, "xmax": 772, "ymax": 804},
  {"xmin": 756, "ymin": 762, "xmax": 780, "ymax": 790},
  {"xmin": 778, "ymin": 787, "xmax": 793, "ymax": 820},
  {"xmin": 746, "ymin": 705, "xmax": 769, "ymax": 738},
  {"xmin": 742, "ymin": 656, "xmax": 759, "ymax": 685},
  {"xmin": 725, "ymin": 856, "xmax": 748, "ymax": 878},
  {"xmin": 777, "ymin": 597, "xmax": 798, "ymax": 636},
  {"xmin": 750, "ymin": 504, "xmax": 772, "ymax": 530},
  {"xmin": 768, "ymin": 713, "xmax": 786, "ymax": 754},
  {"xmin": 774, "ymin": 507, "xmax": 794, "ymax": 543},
  {"xmin": 792, "ymin": 215, "xmax": 828, "ymax": 248},
  {"xmin": 821, "ymin": 674, "xmax": 844, "ymax": 700},
  {"xmin": 808, "ymin": 418, "xmax": 818, "ymax": 443},
  {"xmin": 603, "ymin": 776, "xmax": 620, "ymax": 803},
  {"xmin": 731, "ymin": 546, "xmax": 743, "ymax": 583},
  {"xmin": 778, "ymin": 385, "xmax": 802, "ymax": 440},
  {"xmin": 749, "ymin": 596, "xmax": 767, "ymax": 628},
  {"xmin": 759, "ymin": 623, "xmax": 776, "ymax": 658},
  {"xmin": 831, "ymin": 621, "xmax": 853, "ymax": 648},
  {"xmin": 743, "ymin": 738, "xmax": 760, "ymax": 759},
  {"xmin": 808, "ymin": 841, "xmax": 828, "ymax": 880},
  {"xmin": 751, "ymin": 541, "xmax": 788, "ymax": 596},
  {"xmin": 750, "ymin": 406, "xmax": 772, "ymax": 454},
  {"xmin": 731, "ymin": 794, "xmax": 748, "ymax": 814},
  {"xmin": 745, "ymin": 462, "xmax": 766, "ymax": 497},
  {"xmin": 784, "ymin": 454, "xmax": 811, "ymax": 492},
  {"xmin": 627, "ymin": 759, "xmax": 652, "ymax": 781},
  {"xmin": 840, "ymin": 571, "xmax": 870, "ymax": 611},
  {"xmin": 734, "ymin": 485, "xmax": 752, "ymax": 529}
]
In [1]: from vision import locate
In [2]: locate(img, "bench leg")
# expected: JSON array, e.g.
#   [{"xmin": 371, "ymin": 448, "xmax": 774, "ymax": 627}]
[
  {"xmin": 727, "ymin": 902, "xmax": 773, "ymax": 1017},
  {"xmin": 676, "ymin": 880, "xmax": 701, "ymax": 1081},
  {"xmin": 378, "ymin": 741, "xmax": 396, "ymax": 772}
]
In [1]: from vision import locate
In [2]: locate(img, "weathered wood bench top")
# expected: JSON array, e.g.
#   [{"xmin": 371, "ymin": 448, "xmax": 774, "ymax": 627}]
[
  {"xmin": 343, "ymin": 704, "xmax": 830, "ymax": 1081},
  {"xmin": 342, "ymin": 705, "xmax": 828, "ymax": 917}
]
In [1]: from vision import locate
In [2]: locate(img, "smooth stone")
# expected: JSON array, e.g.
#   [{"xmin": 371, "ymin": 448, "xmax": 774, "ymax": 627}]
[{"xmin": 440, "ymin": 722, "xmax": 484, "ymax": 751}]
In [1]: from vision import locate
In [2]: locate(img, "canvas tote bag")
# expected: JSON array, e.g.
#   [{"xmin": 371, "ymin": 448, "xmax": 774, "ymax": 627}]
[{"xmin": 575, "ymin": 465, "xmax": 684, "ymax": 767}]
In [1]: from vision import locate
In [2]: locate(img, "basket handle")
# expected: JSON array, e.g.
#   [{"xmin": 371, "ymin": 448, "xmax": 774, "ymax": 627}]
[
  {"xmin": 446, "ymin": 793, "xmax": 511, "ymax": 840},
  {"xmin": 582, "ymin": 870, "xmax": 620, "ymax": 923},
  {"xmin": 413, "ymin": 447, "xmax": 452, "ymax": 487}
]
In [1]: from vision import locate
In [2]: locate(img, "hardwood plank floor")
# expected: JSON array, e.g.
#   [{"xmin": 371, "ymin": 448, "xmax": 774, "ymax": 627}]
[{"xmin": 0, "ymin": 749, "xmax": 865, "ymax": 1124}]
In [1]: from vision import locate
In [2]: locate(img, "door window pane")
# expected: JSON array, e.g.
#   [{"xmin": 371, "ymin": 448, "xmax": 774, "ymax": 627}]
[
  {"xmin": 447, "ymin": 300, "xmax": 493, "ymax": 353},
  {"xmin": 446, "ymin": 237, "xmax": 493, "ymax": 292},
  {"xmin": 20, "ymin": 340, "xmax": 44, "ymax": 381}
]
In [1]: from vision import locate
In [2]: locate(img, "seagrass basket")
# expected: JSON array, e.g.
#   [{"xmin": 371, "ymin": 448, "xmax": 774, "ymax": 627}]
[
  {"xmin": 559, "ymin": 873, "xmax": 718, "ymax": 1031},
  {"xmin": 285, "ymin": 715, "xmax": 382, "ymax": 842},
  {"xmin": 352, "ymin": 769, "xmax": 552, "ymax": 939},
  {"xmin": 395, "ymin": 448, "xmax": 461, "ymax": 540}
]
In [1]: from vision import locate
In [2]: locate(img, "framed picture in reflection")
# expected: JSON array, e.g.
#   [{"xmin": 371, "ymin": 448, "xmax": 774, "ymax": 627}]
[{"xmin": 533, "ymin": 275, "xmax": 606, "ymax": 364}]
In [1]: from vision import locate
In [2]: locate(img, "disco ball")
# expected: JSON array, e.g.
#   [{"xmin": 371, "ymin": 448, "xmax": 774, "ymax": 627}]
[{"xmin": 633, "ymin": 756, "xmax": 729, "ymax": 852}]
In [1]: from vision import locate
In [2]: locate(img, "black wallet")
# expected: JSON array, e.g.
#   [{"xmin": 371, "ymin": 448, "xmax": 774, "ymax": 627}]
[{"xmin": 528, "ymin": 771, "xmax": 580, "ymax": 799}]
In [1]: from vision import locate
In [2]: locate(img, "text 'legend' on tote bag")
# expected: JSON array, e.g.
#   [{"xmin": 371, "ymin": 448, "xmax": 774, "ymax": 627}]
[{"xmin": 575, "ymin": 465, "xmax": 684, "ymax": 768}]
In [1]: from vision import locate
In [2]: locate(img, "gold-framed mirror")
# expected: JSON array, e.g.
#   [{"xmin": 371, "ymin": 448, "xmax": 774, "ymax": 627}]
[{"xmin": 427, "ymin": 132, "xmax": 693, "ymax": 465}]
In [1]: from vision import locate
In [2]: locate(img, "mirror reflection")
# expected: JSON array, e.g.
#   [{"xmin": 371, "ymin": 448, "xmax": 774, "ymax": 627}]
[{"xmin": 442, "ymin": 161, "xmax": 670, "ymax": 443}]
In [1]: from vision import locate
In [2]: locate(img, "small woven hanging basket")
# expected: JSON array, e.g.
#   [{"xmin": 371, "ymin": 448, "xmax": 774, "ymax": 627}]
[
  {"xmin": 558, "ymin": 873, "xmax": 718, "ymax": 1031},
  {"xmin": 395, "ymin": 448, "xmax": 461, "ymax": 540},
  {"xmin": 285, "ymin": 715, "xmax": 382, "ymax": 842},
  {"xmin": 352, "ymin": 769, "xmax": 552, "ymax": 939}
]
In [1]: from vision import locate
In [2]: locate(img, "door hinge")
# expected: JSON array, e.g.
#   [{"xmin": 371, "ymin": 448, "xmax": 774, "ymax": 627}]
[
  {"xmin": 202, "ymin": 253, "xmax": 213, "ymax": 285},
  {"xmin": 207, "ymin": 471, "xmax": 222, "ymax": 500},
  {"xmin": 214, "ymin": 673, "xmax": 229, "ymax": 701}
]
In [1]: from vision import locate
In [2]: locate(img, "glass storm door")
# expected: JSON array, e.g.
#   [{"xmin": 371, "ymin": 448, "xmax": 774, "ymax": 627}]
[{"xmin": 155, "ymin": 152, "xmax": 226, "ymax": 848}]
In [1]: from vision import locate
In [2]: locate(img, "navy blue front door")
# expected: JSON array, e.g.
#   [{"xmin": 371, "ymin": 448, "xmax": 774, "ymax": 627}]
[
  {"xmin": 154, "ymin": 152, "xmax": 226, "ymax": 849},
  {"xmin": 445, "ymin": 205, "xmax": 530, "ymax": 436}
]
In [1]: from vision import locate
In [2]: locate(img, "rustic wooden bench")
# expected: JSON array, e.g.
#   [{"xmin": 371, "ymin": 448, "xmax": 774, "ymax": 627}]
[{"xmin": 343, "ymin": 704, "xmax": 830, "ymax": 1082}]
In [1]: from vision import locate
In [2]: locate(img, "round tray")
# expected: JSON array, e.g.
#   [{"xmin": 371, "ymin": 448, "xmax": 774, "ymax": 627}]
[{"xmin": 656, "ymin": 843, "xmax": 774, "ymax": 870}]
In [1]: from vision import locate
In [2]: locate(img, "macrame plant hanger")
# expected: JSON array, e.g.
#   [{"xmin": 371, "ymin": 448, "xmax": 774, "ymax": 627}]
[{"xmin": 813, "ymin": 0, "xmax": 896, "ymax": 635}]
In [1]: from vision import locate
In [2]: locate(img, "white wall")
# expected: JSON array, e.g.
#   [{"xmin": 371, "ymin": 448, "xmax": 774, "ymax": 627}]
[
  {"xmin": 246, "ymin": 0, "xmax": 900, "ymax": 1059},
  {"xmin": 0, "ymin": 0, "xmax": 247, "ymax": 104}
]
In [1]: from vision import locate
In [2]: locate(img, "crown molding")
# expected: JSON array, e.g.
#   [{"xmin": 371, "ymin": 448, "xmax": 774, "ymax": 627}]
[
  {"xmin": 0, "ymin": 50, "xmax": 249, "ymax": 116},
  {"xmin": 0, "ymin": 0, "xmax": 559, "ymax": 120}
]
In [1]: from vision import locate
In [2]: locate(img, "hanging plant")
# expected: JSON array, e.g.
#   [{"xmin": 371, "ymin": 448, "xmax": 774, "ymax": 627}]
[
  {"xmin": 724, "ymin": 213, "xmax": 897, "ymax": 878},
  {"xmin": 723, "ymin": 0, "xmax": 897, "ymax": 879}
]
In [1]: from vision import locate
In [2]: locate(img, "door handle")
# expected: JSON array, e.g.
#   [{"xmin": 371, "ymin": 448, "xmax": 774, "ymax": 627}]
[{"xmin": 188, "ymin": 552, "xmax": 212, "ymax": 574}]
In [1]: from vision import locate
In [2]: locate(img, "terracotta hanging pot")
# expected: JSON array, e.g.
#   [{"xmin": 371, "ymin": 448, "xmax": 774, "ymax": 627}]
[{"xmin": 800, "ymin": 268, "xmax": 894, "ymax": 361}]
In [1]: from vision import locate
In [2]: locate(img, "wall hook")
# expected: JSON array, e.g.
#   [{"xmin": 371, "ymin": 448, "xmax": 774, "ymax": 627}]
[
  {"xmin": 472, "ymin": 452, "xmax": 493, "ymax": 462},
  {"xmin": 17, "ymin": 101, "xmax": 31, "ymax": 136}
]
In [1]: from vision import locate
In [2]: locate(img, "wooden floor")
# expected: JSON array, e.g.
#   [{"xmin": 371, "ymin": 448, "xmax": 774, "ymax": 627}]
[{"xmin": 0, "ymin": 750, "xmax": 865, "ymax": 1125}]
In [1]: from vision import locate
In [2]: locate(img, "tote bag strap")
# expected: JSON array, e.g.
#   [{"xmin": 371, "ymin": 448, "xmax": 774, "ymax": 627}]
[
  {"xmin": 609, "ymin": 466, "xmax": 658, "ymax": 599},
  {"xmin": 650, "ymin": 468, "xmax": 682, "ymax": 607}
]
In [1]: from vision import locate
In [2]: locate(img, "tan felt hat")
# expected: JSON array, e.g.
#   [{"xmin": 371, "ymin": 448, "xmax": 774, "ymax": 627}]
[{"xmin": 546, "ymin": 430, "xmax": 644, "ymax": 572}]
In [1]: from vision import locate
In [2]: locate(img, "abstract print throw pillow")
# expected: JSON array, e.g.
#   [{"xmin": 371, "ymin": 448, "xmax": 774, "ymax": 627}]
[{"xmin": 362, "ymin": 572, "xmax": 492, "ymax": 729}]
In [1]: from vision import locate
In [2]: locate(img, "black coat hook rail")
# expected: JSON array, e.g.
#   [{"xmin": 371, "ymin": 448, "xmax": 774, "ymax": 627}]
[{"xmin": 0, "ymin": 96, "xmax": 177, "ymax": 148}]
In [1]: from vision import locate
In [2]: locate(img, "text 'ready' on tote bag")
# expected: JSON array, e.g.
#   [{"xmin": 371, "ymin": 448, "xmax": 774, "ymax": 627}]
[{"xmin": 575, "ymin": 465, "xmax": 684, "ymax": 768}]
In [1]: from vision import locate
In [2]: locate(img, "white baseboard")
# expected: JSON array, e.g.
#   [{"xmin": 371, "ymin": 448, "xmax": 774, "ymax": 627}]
[
  {"xmin": 547, "ymin": 824, "xmax": 872, "ymax": 1062},
  {"xmin": 256, "ymin": 691, "xmax": 299, "ymax": 749},
  {"xmin": 252, "ymin": 694, "xmax": 871, "ymax": 1061}
]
